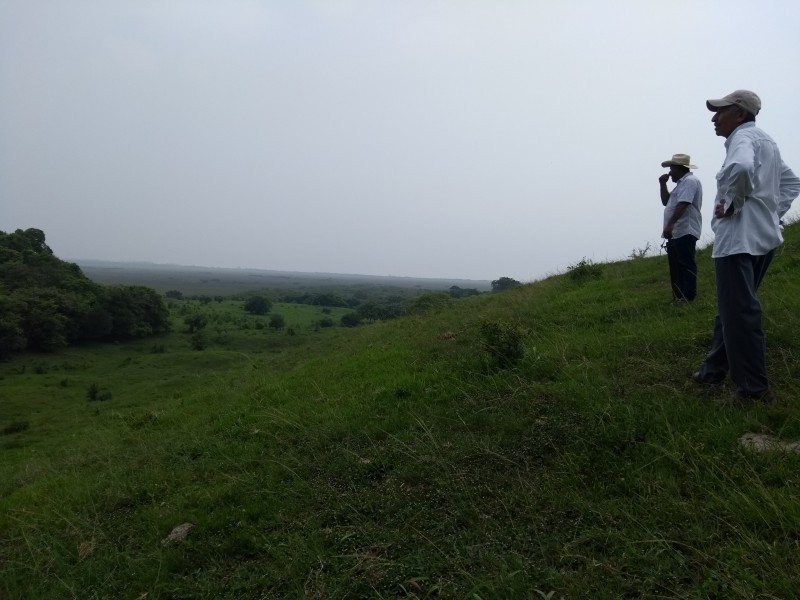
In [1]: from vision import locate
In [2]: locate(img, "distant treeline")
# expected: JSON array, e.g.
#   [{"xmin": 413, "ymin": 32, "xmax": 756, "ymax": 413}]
[
  {"xmin": 162, "ymin": 277, "xmax": 520, "ymax": 329},
  {"xmin": 0, "ymin": 229, "xmax": 171, "ymax": 355}
]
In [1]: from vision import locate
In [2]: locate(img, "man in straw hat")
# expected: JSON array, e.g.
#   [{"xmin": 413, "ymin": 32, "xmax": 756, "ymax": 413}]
[
  {"xmin": 658, "ymin": 153, "xmax": 703, "ymax": 302},
  {"xmin": 693, "ymin": 90, "xmax": 800, "ymax": 401}
]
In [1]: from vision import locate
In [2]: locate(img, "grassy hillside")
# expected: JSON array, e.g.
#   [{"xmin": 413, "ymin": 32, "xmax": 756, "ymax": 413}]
[{"xmin": 2, "ymin": 227, "xmax": 800, "ymax": 599}]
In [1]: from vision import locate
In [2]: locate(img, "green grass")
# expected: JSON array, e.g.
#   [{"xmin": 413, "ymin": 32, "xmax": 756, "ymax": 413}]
[{"xmin": 3, "ymin": 229, "xmax": 800, "ymax": 598}]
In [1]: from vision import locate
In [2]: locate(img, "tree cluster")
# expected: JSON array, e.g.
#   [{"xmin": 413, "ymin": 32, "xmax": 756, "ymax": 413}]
[
  {"xmin": 0, "ymin": 229, "xmax": 171, "ymax": 355},
  {"xmin": 448, "ymin": 285, "xmax": 482, "ymax": 299},
  {"xmin": 491, "ymin": 277, "xmax": 522, "ymax": 292},
  {"xmin": 279, "ymin": 291, "xmax": 354, "ymax": 308},
  {"xmin": 243, "ymin": 295, "xmax": 272, "ymax": 315}
]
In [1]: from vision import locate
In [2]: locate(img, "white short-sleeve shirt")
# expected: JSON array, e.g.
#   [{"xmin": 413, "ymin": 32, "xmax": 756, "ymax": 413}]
[{"xmin": 664, "ymin": 172, "xmax": 703, "ymax": 239}]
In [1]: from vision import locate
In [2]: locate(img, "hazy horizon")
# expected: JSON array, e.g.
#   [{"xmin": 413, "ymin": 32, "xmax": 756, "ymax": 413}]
[
  {"xmin": 72, "ymin": 256, "xmax": 493, "ymax": 283},
  {"xmin": 4, "ymin": 1, "xmax": 799, "ymax": 281}
]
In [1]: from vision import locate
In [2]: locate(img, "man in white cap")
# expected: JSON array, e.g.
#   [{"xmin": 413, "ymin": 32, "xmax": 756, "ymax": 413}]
[
  {"xmin": 693, "ymin": 90, "xmax": 800, "ymax": 401},
  {"xmin": 658, "ymin": 153, "xmax": 703, "ymax": 302}
]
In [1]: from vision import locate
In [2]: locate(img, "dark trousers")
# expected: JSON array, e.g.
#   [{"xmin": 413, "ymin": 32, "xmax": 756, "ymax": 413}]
[
  {"xmin": 697, "ymin": 251, "xmax": 774, "ymax": 395},
  {"xmin": 666, "ymin": 235, "xmax": 698, "ymax": 301}
]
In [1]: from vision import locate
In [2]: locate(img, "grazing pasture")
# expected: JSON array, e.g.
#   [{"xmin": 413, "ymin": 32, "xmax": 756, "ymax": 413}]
[{"xmin": 3, "ymin": 229, "xmax": 800, "ymax": 598}]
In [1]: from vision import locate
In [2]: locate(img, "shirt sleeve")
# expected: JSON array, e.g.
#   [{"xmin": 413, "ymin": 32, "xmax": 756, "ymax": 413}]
[
  {"xmin": 717, "ymin": 135, "xmax": 755, "ymax": 216},
  {"xmin": 777, "ymin": 161, "xmax": 800, "ymax": 218}
]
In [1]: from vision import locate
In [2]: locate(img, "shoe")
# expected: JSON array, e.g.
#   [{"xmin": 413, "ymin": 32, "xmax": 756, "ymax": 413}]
[{"xmin": 692, "ymin": 371, "xmax": 724, "ymax": 386}]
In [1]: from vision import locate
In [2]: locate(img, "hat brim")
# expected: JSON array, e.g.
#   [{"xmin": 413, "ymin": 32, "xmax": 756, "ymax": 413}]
[
  {"xmin": 662, "ymin": 161, "xmax": 697, "ymax": 169},
  {"xmin": 706, "ymin": 98, "xmax": 733, "ymax": 111}
]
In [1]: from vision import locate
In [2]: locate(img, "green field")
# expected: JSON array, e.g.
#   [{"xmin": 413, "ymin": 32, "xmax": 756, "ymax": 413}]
[{"xmin": 2, "ymin": 230, "xmax": 800, "ymax": 598}]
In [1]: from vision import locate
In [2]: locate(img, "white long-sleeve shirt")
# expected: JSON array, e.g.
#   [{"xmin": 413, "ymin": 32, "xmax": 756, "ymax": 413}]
[{"xmin": 712, "ymin": 122, "xmax": 800, "ymax": 258}]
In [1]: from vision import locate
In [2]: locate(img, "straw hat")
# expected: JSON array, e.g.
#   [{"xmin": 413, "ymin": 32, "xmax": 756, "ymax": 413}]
[{"xmin": 661, "ymin": 153, "xmax": 697, "ymax": 169}]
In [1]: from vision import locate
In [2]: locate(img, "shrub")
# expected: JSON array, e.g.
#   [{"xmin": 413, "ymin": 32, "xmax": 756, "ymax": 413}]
[
  {"xmin": 2, "ymin": 421, "xmax": 29, "ymax": 435},
  {"xmin": 629, "ymin": 242, "xmax": 652, "ymax": 260},
  {"xmin": 190, "ymin": 331, "xmax": 206, "ymax": 351},
  {"xmin": 184, "ymin": 313, "xmax": 207, "ymax": 333},
  {"xmin": 243, "ymin": 296, "xmax": 271, "ymax": 315},
  {"xmin": 567, "ymin": 258, "xmax": 603, "ymax": 283},
  {"xmin": 269, "ymin": 314, "xmax": 285, "ymax": 330},
  {"xmin": 479, "ymin": 319, "xmax": 529, "ymax": 369},
  {"xmin": 340, "ymin": 312, "xmax": 362, "ymax": 328},
  {"xmin": 86, "ymin": 383, "xmax": 112, "ymax": 402},
  {"xmin": 406, "ymin": 292, "xmax": 451, "ymax": 315}
]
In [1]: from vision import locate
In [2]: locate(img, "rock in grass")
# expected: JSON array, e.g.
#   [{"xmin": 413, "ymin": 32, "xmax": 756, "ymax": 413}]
[
  {"xmin": 739, "ymin": 433, "xmax": 800, "ymax": 454},
  {"xmin": 162, "ymin": 522, "xmax": 194, "ymax": 545}
]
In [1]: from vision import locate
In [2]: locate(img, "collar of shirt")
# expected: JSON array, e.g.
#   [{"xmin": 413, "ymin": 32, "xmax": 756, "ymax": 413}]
[{"xmin": 724, "ymin": 121, "xmax": 756, "ymax": 150}]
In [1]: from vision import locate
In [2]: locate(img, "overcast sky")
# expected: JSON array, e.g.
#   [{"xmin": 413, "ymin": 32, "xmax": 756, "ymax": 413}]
[{"xmin": 2, "ymin": 1, "xmax": 799, "ymax": 281}]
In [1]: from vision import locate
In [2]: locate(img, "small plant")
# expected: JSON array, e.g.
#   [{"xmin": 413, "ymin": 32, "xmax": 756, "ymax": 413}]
[
  {"xmin": 269, "ymin": 314, "xmax": 285, "ymax": 331},
  {"xmin": 394, "ymin": 386, "xmax": 412, "ymax": 399},
  {"xmin": 190, "ymin": 331, "xmax": 206, "ymax": 351},
  {"xmin": 150, "ymin": 344, "xmax": 165, "ymax": 354},
  {"xmin": 629, "ymin": 241, "xmax": 652, "ymax": 259},
  {"xmin": 184, "ymin": 313, "xmax": 208, "ymax": 333},
  {"xmin": 340, "ymin": 313, "xmax": 362, "ymax": 328},
  {"xmin": 567, "ymin": 257, "xmax": 603, "ymax": 283},
  {"xmin": 86, "ymin": 383, "xmax": 112, "ymax": 402},
  {"xmin": 33, "ymin": 364, "xmax": 48, "ymax": 375},
  {"xmin": 2, "ymin": 421, "xmax": 29, "ymax": 436},
  {"xmin": 479, "ymin": 319, "xmax": 529, "ymax": 369},
  {"xmin": 213, "ymin": 327, "xmax": 228, "ymax": 344}
]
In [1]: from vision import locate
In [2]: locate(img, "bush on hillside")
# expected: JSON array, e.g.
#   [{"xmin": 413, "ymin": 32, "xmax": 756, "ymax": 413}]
[
  {"xmin": 479, "ymin": 319, "xmax": 529, "ymax": 369},
  {"xmin": 269, "ymin": 314, "xmax": 285, "ymax": 330},
  {"xmin": 184, "ymin": 313, "xmax": 208, "ymax": 333},
  {"xmin": 340, "ymin": 312, "xmax": 362, "ymax": 327},
  {"xmin": 567, "ymin": 258, "xmax": 604, "ymax": 283},
  {"xmin": 405, "ymin": 292, "xmax": 451, "ymax": 315}
]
